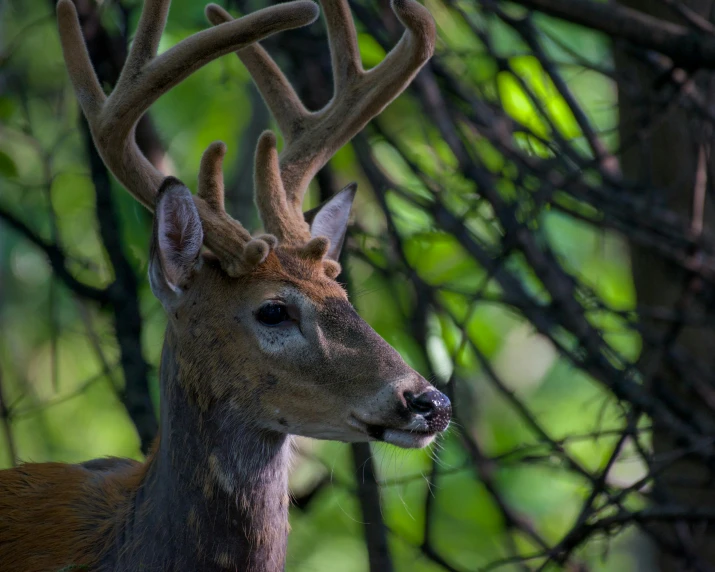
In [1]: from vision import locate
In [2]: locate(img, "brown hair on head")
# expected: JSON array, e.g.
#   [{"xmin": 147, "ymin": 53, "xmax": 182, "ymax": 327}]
[{"xmin": 0, "ymin": 2, "xmax": 450, "ymax": 571}]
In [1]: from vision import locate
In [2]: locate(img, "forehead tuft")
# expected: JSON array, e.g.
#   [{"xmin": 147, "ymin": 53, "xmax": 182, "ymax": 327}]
[
  {"xmin": 200, "ymin": 247, "xmax": 347, "ymax": 301},
  {"xmin": 254, "ymin": 248, "xmax": 346, "ymax": 300},
  {"xmin": 272, "ymin": 246, "xmax": 328, "ymax": 280}
]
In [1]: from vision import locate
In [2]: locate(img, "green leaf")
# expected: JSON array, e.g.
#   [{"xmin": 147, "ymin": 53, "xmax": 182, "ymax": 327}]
[
  {"xmin": 0, "ymin": 150, "xmax": 18, "ymax": 178},
  {"xmin": 0, "ymin": 96, "xmax": 16, "ymax": 121}
]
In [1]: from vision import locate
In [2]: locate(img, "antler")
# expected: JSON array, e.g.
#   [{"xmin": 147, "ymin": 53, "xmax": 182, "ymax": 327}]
[
  {"xmin": 57, "ymin": 0, "xmax": 319, "ymax": 274},
  {"xmin": 206, "ymin": 0, "xmax": 436, "ymax": 244}
]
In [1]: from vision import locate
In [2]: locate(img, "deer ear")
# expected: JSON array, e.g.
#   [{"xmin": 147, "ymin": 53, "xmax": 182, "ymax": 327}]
[
  {"xmin": 149, "ymin": 178, "xmax": 204, "ymax": 302},
  {"xmin": 305, "ymin": 183, "xmax": 357, "ymax": 261}
]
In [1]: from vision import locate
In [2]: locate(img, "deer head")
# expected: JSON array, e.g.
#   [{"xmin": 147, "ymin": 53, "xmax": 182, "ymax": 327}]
[{"xmin": 57, "ymin": 0, "xmax": 451, "ymax": 449}]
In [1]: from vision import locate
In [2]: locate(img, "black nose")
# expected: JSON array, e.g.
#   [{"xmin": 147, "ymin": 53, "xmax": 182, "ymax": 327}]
[{"xmin": 404, "ymin": 389, "xmax": 452, "ymax": 431}]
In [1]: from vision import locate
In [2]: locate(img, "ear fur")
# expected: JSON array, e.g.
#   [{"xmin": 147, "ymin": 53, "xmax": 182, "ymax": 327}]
[
  {"xmin": 304, "ymin": 183, "xmax": 357, "ymax": 261},
  {"xmin": 149, "ymin": 177, "xmax": 204, "ymax": 303}
]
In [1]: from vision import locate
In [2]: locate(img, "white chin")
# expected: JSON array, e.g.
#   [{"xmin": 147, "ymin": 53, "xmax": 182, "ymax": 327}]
[{"xmin": 381, "ymin": 429, "xmax": 436, "ymax": 449}]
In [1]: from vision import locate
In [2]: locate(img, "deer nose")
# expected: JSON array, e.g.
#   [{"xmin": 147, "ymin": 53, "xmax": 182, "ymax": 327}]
[{"xmin": 404, "ymin": 389, "xmax": 452, "ymax": 431}]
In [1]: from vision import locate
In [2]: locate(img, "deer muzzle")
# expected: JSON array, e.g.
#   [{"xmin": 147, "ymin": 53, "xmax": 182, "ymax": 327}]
[{"xmin": 349, "ymin": 384, "xmax": 452, "ymax": 449}]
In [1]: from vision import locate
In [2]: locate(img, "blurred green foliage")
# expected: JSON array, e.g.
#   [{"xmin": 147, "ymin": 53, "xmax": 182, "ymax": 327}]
[{"xmin": 0, "ymin": 0, "xmax": 644, "ymax": 569}]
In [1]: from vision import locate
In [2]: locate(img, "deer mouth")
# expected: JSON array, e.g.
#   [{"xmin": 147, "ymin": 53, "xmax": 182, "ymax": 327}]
[
  {"xmin": 348, "ymin": 415, "xmax": 441, "ymax": 449},
  {"xmin": 369, "ymin": 425, "xmax": 439, "ymax": 448}
]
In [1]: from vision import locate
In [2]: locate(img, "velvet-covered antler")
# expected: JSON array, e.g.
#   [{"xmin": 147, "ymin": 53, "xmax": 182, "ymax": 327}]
[
  {"xmin": 57, "ymin": 0, "xmax": 319, "ymax": 274},
  {"xmin": 206, "ymin": 0, "xmax": 436, "ymax": 246}
]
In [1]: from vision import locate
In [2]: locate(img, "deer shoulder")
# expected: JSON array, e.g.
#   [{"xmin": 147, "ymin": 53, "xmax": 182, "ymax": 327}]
[{"xmin": 0, "ymin": 459, "xmax": 144, "ymax": 571}]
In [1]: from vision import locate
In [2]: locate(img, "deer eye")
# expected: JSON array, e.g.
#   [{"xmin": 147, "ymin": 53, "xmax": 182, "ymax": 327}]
[{"xmin": 256, "ymin": 303, "xmax": 289, "ymax": 326}]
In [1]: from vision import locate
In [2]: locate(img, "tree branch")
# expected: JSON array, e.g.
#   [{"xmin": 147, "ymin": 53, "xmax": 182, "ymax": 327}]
[
  {"xmin": 509, "ymin": 0, "xmax": 715, "ymax": 69},
  {"xmin": 0, "ymin": 205, "xmax": 108, "ymax": 302},
  {"xmin": 80, "ymin": 116, "xmax": 157, "ymax": 455}
]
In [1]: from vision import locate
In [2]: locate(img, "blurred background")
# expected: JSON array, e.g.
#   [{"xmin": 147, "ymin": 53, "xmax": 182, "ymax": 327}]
[{"xmin": 3, "ymin": 0, "xmax": 715, "ymax": 570}]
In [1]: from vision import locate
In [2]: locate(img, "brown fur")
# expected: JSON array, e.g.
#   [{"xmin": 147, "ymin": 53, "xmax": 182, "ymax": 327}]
[
  {"xmin": 0, "ymin": 459, "xmax": 145, "ymax": 572},
  {"xmin": 0, "ymin": 231, "xmax": 446, "ymax": 570},
  {"xmin": 2, "ymin": 1, "xmax": 442, "ymax": 569},
  {"xmin": 0, "ymin": 242, "xmax": 442, "ymax": 570}
]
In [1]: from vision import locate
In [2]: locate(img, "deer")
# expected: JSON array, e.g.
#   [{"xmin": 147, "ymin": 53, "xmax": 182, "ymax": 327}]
[{"xmin": 0, "ymin": 0, "xmax": 450, "ymax": 570}]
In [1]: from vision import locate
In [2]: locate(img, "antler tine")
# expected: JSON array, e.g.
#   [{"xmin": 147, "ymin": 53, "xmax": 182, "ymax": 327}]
[
  {"xmin": 197, "ymin": 142, "xmax": 260, "ymax": 275},
  {"xmin": 206, "ymin": 0, "xmax": 435, "ymax": 244},
  {"xmin": 121, "ymin": 0, "xmax": 171, "ymax": 74},
  {"xmin": 360, "ymin": 0, "xmax": 436, "ymax": 99},
  {"xmin": 57, "ymin": 0, "xmax": 319, "ymax": 275},
  {"xmin": 109, "ymin": 5, "xmax": 320, "ymax": 142},
  {"xmin": 56, "ymin": 1, "xmax": 106, "ymax": 117},
  {"xmin": 206, "ymin": 4, "xmax": 309, "ymax": 145},
  {"xmin": 320, "ymin": 0, "xmax": 362, "ymax": 95},
  {"xmin": 253, "ymin": 131, "xmax": 311, "ymax": 243}
]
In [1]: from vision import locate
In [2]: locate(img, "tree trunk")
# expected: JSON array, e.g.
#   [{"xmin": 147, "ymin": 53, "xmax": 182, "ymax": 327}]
[{"xmin": 616, "ymin": 1, "xmax": 715, "ymax": 569}]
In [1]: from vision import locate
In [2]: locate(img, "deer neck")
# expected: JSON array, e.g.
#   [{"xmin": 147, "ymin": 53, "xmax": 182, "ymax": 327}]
[{"xmin": 122, "ymin": 329, "xmax": 292, "ymax": 572}]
